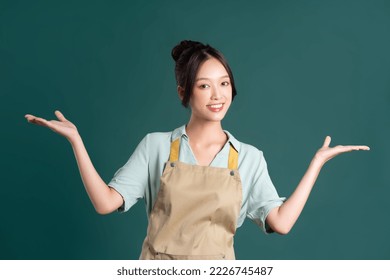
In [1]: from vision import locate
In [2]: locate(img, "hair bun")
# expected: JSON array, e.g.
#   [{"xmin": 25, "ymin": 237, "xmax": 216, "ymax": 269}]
[{"xmin": 171, "ymin": 40, "xmax": 204, "ymax": 62}]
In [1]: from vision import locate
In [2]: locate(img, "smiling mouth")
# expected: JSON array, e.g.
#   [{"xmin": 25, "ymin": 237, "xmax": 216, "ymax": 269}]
[
  {"xmin": 206, "ymin": 103, "xmax": 224, "ymax": 112},
  {"xmin": 207, "ymin": 103, "xmax": 224, "ymax": 109}
]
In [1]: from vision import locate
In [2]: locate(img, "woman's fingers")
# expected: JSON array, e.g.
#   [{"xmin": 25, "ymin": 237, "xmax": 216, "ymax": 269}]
[
  {"xmin": 325, "ymin": 145, "xmax": 370, "ymax": 161},
  {"xmin": 341, "ymin": 145, "xmax": 370, "ymax": 152},
  {"xmin": 316, "ymin": 137, "xmax": 370, "ymax": 164},
  {"xmin": 25, "ymin": 111, "xmax": 78, "ymax": 141},
  {"xmin": 25, "ymin": 110, "xmax": 67, "ymax": 127},
  {"xmin": 54, "ymin": 110, "xmax": 67, "ymax": 121},
  {"xmin": 24, "ymin": 114, "xmax": 36, "ymax": 121},
  {"xmin": 25, "ymin": 114, "xmax": 50, "ymax": 127},
  {"xmin": 321, "ymin": 136, "xmax": 370, "ymax": 151},
  {"xmin": 322, "ymin": 136, "xmax": 331, "ymax": 148}
]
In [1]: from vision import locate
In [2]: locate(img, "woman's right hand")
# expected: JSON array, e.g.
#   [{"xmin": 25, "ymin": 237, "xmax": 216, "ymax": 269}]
[{"xmin": 25, "ymin": 110, "xmax": 79, "ymax": 142}]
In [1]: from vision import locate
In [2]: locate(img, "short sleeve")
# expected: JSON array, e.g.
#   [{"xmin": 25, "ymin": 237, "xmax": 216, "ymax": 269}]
[
  {"xmin": 246, "ymin": 150, "xmax": 286, "ymax": 234},
  {"xmin": 108, "ymin": 135, "xmax": 149, "ymax": 213}
]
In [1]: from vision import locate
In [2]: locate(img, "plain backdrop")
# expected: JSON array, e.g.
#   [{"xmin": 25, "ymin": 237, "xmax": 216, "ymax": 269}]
[{"xmin": 1, "ymin": 0, "xmax": 389, "ymax": 259}]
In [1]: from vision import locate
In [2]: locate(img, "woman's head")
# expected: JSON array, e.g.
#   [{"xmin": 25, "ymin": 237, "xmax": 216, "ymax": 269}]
[{"xmin": 171, "ymin": 40, "xmax": 237, "ymax": 108}]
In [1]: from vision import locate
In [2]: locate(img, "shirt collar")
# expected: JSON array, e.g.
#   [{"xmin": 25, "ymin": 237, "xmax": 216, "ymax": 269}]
[{"xmin": 171, "ymin": 124, "xmax": 241, "ymax": 153}]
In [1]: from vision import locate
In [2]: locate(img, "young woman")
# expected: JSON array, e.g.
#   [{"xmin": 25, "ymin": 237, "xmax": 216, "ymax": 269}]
[{"xmin": 25, "ymin": 40, "xmax": 369, "ymax": 260}]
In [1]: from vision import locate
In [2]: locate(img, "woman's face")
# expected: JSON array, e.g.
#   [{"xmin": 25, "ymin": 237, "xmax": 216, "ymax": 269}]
[{"xmin": 188, "ymin": 57, "xmax": 232, "ymax": 123}]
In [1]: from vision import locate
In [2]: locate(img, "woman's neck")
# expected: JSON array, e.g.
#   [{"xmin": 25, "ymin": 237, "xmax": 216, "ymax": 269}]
[{"xmin": 185, "ymin": 119, "xmax": 226, "ymax": 146}]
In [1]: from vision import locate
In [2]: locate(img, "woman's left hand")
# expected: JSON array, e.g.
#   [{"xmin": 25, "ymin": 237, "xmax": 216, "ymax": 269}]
[
  {"xmin": 314, "ymin": 136, "xmax": 370, "ymax": 165},
  {"xmin": 266, "ymin": 136, "xmax": 370, "ymax": 234}
]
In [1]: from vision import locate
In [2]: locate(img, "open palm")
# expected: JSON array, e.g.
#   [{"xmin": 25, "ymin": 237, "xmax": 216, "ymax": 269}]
[
  {"xmin": 25, "ymin": 110, "xmax": 78, "ymax": 141},
  {"xmin": 315, "ymin": 136, "xmax": 370, "ymax": 164}
]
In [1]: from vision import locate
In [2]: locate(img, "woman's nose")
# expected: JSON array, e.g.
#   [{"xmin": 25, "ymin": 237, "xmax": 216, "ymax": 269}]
[{"xmin": 211, "ymin": 86, "xmax": 222, "ymax": 100}]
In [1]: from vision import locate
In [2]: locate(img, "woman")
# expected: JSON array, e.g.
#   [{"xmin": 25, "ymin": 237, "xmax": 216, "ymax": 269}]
[{"xmin": 24, "ymin": 40, "xmax": 369, "ymax": 260}]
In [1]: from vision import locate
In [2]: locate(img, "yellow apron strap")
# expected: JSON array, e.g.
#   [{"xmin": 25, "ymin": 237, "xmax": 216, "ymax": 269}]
[
  {"xmin": 169, "ymin": 138, "xmax": 180, "ymax": 162},
  {"xmin": 228, "ymin": 145, "xmax": 238, "ymax": 170},
  {"xmin": 169, "ymin": 137, "xmax": 238, "ymax": 169}
]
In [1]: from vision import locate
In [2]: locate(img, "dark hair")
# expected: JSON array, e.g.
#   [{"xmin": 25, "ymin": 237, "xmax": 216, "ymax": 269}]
[{"xmin": 171, "ymin": 40, "xmax": 237, "ymax": 108}]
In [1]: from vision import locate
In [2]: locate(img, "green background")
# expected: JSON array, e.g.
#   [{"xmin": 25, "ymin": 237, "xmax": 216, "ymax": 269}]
[{"xmin": 1, "ymin": 0, "xmax": 389, "ymax": 259}]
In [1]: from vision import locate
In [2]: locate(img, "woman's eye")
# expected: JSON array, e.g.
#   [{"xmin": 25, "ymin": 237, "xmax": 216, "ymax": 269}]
[
  {"xmin": 221, "ymin": 81, "xmax": 230, "ymax": 86},
  {"xmin": 199, "ymin": 84, "xmax": 210, "ymax": 89}
]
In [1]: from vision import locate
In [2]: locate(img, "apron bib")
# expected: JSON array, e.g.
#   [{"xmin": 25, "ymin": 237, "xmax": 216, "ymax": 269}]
[{"xmin": 140, "ymin": 137, "xmax": 243, "ymax": 260}]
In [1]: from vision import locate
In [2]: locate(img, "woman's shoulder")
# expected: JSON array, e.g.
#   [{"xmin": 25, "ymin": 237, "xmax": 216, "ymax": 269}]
[
  {"xmin": 141, "ymin": 125, "xmax": 185, "ymax": 147},
  {"xmin": 238, "ymin": 141, "xmax": 264, "ymax": 160},
  {"xmin": 140, "ymin": 131, "xmax": 172, "ymax": 150},
  {"xmin": 234, "ymin": 140, "xmax": 270, "ymax": 175},
  {"xmin": 144, "ymin": 125, "xmax": 185, "ymax": 143},
  {"xmin": 225, "ymin": 130, "xmax": 264, "ymax": 158},
  {"xmin": 144, "ymin": 131, "xmax": 172, "ymax": 141}
]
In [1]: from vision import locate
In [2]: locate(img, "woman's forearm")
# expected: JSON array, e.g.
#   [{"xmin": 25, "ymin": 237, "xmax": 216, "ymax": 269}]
[
  {"xmin": 69, "ymin": 135, "xmax": 123, "ymax": 214},
  {"xmin": 267, "ymin": 156, "xmax": 324, "ymax": 234}
]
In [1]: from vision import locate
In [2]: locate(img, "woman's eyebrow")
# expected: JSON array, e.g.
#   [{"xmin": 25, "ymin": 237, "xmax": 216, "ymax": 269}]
[{"xmin": 195, "ymin": 75, "xmax": 230, "ymax": 82}]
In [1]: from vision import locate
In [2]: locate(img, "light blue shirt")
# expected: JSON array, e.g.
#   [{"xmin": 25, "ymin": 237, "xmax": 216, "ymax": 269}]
[{"xmin": 108, "ymin": 125, "xmax": 285, "ymax": 233}]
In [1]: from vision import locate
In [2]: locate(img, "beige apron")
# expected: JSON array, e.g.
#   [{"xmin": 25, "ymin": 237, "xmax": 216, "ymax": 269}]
[{"xmin": 140, "ymin": 137, "xmax": 243, "ymax": 260}]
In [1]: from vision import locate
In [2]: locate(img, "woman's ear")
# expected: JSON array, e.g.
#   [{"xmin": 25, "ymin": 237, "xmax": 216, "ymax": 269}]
[{"xmin": 177, "ymin": 86, "xmax": 185, "ymax": 101}]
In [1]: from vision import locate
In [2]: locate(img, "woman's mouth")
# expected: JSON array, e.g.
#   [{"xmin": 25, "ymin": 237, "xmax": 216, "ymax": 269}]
[{"xmin": 206, "ymin": 103, "xmax": 224, "ymax": 112}]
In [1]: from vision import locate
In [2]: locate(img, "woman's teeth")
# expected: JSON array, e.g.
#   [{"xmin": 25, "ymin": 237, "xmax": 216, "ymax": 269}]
[{"xmin": 209, "ymin": 104, "xmax": 222, "ymax": 108}]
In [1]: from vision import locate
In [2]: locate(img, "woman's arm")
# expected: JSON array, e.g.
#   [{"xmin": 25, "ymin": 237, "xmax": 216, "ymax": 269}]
[
  {"xmin": 69, "ymin": 134, "xmax": 124, "ymax": 214},
  {"xmin": 25, "ymin": 110, "xmax": 123, "ymax": 214},
  {"xmin": 266, "ymin": 136, "xmax": 370, "ymax": 234}
]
